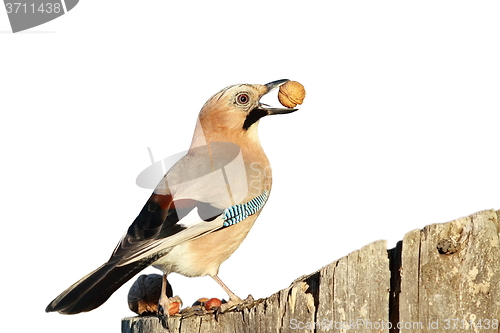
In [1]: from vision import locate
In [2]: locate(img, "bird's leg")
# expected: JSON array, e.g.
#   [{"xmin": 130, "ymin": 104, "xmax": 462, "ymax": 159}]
[
  {"xmin": 158, "ymin": 274, "xmax": 171, "ymax": 329},
  {"xmin": 210, "ymin": 274, "xmax": 243, "ymax": 312}
]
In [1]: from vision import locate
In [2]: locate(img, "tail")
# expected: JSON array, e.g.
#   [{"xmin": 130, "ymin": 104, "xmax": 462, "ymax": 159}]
[{"xmin": 46, "ymin": 259, "xmax": 154, "ymax": 314}]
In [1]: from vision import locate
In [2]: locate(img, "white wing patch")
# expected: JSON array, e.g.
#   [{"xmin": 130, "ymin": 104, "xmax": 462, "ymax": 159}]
[{"xmin": 178, "ymin": 206, "xmax": 208, "ymax": 228}]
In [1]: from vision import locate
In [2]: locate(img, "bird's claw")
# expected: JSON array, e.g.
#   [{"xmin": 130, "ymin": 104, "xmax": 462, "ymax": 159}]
[
  {"xmin": 157, "ymin": 295, "xmax": 182, "ymax": 329},
  {"xmin": 219, "ymin": 294, "xmax": 255, "ymax": 313},
  {"xmin": 157, "ymin": 304, "xmax": 168, "ymax": 329},
  {"xmin": 158, "ymin": 294, "xmax": 258, "ymax": 325}
]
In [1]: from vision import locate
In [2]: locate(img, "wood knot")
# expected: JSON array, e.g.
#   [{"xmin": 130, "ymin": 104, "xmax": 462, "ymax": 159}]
[
  {"xmin": 436, "ymin": 237, "xmax": 461, "ymax": 254},
  {"xmin": 436, "ymin": 222, "xmax": 471, "ymax": 255}
]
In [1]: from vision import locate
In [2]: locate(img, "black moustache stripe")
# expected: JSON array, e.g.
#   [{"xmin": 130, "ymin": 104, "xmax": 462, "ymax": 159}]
[{"xmin": 243, "ymin": 108, "xmax": 268, "ymax": 130}]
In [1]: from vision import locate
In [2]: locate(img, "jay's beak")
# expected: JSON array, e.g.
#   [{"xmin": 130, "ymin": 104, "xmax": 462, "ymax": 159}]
[{"xmin": 258, "ymin": 79, "xmax": 298, "ymax": 115}]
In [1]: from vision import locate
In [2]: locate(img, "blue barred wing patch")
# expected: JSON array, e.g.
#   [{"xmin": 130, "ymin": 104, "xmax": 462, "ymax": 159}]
[{"xmin": 222, "ymin": 191, "xmax": 269, "ymax": 227}]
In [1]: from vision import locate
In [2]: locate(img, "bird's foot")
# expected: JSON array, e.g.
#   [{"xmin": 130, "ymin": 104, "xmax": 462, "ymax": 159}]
[
  {"xmin": 179, "ymin": 298, "xmax": 213, "ymax": 318},
  {"xmin": 176, "ymin": 295, "xmax": 260, "ymax": 320},
  {"xmin": 219, "ymin": 294, "xmax": 254, "ymax": 313},
  {"xmin": 158, "ymin": 295, "xmax": 182, "ymax": 329}
]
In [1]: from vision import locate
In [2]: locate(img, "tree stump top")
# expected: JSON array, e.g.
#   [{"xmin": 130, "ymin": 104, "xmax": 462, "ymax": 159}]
[{"xmin": 122, "ymin": 209, "xmax": 500, "ymax": 333}]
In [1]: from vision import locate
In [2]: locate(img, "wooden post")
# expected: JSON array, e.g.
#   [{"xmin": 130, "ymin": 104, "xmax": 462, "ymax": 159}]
[
  {"xmin": 122, "ymin": 209, "xmax": 500, "ymax": 333},
  {"xmin": 397, "ymin": 209, "xmax": 500, "ymax": 332}
]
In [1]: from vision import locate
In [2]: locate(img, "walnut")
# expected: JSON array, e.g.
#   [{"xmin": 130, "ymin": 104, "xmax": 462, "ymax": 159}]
[
  {"xmin": 278, "ymin": 81, "xmax": 306, "ymax": 108},
  {"xmin": 128, "ymin": 274, "xmax": 173, "ymax": 315}
]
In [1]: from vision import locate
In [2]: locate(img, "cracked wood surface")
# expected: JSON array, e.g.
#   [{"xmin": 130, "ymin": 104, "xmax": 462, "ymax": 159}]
[
  {"xmin": 122, "ymin": 209, "xmax": 500, "ymax": 333},
  {"xmin": 397, "ymin": 209, "xmax": 500, "ymax": 333}
]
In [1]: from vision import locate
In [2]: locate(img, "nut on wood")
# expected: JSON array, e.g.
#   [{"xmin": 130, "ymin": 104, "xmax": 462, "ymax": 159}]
[
  {"xmin": 128, "ymin": 274, "xmax": 173, "ymax": 316},
  {"xmin": 168, "ymin": 301, "xmax": 181, "ymax": 315},
  {"xmin": 278, "ymin": 81, "xmax": 306, "ymax": 108},
  {"xmin": 204, "ymin": 298, "xmax": 222, "ymax": 311}
]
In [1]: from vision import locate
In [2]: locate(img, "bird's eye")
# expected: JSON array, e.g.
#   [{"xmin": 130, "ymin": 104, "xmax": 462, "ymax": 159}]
[{"xmin": 236, "ymin": 93, "xmax": 250, "ymax": 105}]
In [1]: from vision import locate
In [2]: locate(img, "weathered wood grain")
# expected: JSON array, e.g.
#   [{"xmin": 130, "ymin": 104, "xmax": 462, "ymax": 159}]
[
  {"xmin": 122, "ymin": 209, "xmax": 499, "ymax": 333},
  {"xmin": 398, "ymin": 209, "xmax": 500, "ymax": 332}
]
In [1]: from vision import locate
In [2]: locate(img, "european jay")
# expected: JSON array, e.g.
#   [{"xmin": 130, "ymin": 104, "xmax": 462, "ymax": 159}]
[{"xmin": 46, "ymin": 79, "xmax": 298, "ymax": 321}]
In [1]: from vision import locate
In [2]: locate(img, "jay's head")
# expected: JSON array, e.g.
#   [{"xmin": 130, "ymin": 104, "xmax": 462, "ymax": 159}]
[{"xmin": 197, "ymin": 79, "xmax": 297, "ymax": 142}]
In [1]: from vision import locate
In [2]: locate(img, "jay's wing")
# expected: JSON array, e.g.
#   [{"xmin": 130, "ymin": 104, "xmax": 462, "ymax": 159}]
[
  {"xmin": 46, "ymin": 142, "xmax": 249, "ymax": 314},
  {"xmin": 112, "ymin": 141, "xmax": 249, "ymax": 266}
]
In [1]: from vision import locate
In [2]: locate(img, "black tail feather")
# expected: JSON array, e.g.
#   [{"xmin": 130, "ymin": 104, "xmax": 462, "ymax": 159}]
[{"xmin": 46, "ymin": 259, "xmax": 154, "ymax": 314}]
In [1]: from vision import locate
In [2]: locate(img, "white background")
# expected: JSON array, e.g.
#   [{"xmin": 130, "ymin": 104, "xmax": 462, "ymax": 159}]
[{"xmin": 1, "ymin": 1, "xmax": 499, "ymax": 332}]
